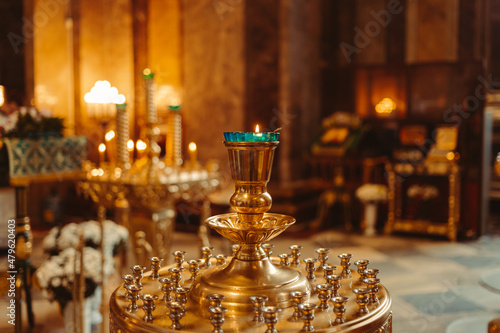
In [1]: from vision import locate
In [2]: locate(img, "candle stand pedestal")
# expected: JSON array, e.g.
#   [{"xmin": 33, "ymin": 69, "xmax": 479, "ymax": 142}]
[{"xmin": 109, "ymin": 133, "xmax": 392, "ymax": 332}]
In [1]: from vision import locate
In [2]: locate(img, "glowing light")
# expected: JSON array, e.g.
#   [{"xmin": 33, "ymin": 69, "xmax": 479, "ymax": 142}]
[
  {"xmin": 143, "ymin": 68, "xmax": 151, "ymax": 76},
  {"xmin": 0, "ymin": 85, "xmax": 4, "ymax": 107},
  {"xmin": 188, "ymin": 142, "xmax": 197, "ymax": 152},
  {"xmin": 446, "ymin": 152, "xmax": 455, "ymax": 161},
  {"xmin": 98, "ymin": 143, "xmax": 106, "ymax": 153},
  {"xmin": 105, "ymin": 130, "xmax": 115, "ymax": 141},
  {"xmin": 136, "ymin": 139, "xmax": 147, "ymax": 152},
  {"xmin": 375, "ymin": 98, "xmax": 397, "ymax": 114},
  {"xmin": 115, "ymin": 94, "xmax": 126, "ymax": 104},
  {"xmin": 127, "ymin": 139, "xmax": 134, "ymax": 151},
  {"xmin": 84, "ymin": 80, "xmax": 125, "ymax": 104},
  {"xmin": 255, "ymin": 125, "xmax": 260, "ymax": 133}
]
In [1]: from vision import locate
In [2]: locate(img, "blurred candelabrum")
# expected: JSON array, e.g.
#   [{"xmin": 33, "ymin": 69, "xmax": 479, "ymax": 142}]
[{"xmin": 78, "ymin": 69, "xmax": 221, "ymax": 264}]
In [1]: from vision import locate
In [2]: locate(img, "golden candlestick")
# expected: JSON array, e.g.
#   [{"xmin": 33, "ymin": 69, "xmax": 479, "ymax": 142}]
[
  {"xmin": 108, "ymin": 130, "xmax": 393, "ymax": 333},
  {"xmin": 190, "ymin": 136, "xmax": 310, "ymax": 315}
]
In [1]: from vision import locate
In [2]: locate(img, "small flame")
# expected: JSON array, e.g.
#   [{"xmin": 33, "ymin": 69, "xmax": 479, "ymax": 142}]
[
  {"xmin": 98, "ymin": 143, "xmax": 106, "ymax": 153},
  {"xmin": 188, "ymin": 142, "xmax": 197, "ymax": 152},
  {"xmin": 136, "ymin": 139, "xmax": 147, "ymax": 151},
  {"xmin": 255, "ymin": 125, "xmax": 260, "ymax": 133},
  {"xmin": 105, "ymin": 130, "xmax": 115, "ymax": 141},
  {"xmin": 127, "ymin": 139, "xmax": 134, "ymax": 151}
]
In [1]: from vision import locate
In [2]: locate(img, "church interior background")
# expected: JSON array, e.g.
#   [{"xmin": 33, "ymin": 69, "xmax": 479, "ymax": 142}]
[{"xmin": 1, "ymin": 0, "xmax": 500, "ymax": 332}]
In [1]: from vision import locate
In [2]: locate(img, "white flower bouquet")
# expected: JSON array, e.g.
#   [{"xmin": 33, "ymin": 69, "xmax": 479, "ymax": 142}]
[
  {"xmin": 355, "ymin": 184, "xmax": 388, "ymax": 203},
  {"xmin": 35, "ymin": 246, "xmax": 114, "ymax": 310},
  {"xmin": 42, "ymin": 220, "xmax": 129, "ymax": 256},
  {"xmin": 0, "ymin": 106, "xmax": 64, "ymax": 138}
]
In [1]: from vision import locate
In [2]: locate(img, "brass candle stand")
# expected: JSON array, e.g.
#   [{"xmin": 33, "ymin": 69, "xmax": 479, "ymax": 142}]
[
  {"xmin": 190, "ymin": 140, "xmax": 310, "ymax": 314},
  {"xmin": 109, "ymin": 135, "xmax": 393, "ymax": 332}
]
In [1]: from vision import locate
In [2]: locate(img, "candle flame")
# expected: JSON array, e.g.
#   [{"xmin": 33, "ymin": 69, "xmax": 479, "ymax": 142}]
[
  {"xmin": 127, "ymin": 139, "xmax": 134, "ymax": 151},
  {"xmin": 105, "ymin": 130, "xmax": 115, "ymax": 141},
  {"xmin": 136, "ymin": 139, "xmax": 147, "ymax": 152},
  {"xmin": 98, "ymin": 143, "xmax": 106, "ymax": 153},
  {"xmin": 255, "ymin": 125, "xmax": 260, "ymax": 133},
  {"xmin": 188, "ymin": 142, "xmax": 197, "ymax": 152}
]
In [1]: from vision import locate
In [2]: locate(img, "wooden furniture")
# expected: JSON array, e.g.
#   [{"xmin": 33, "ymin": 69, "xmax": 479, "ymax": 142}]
[{"xmin": 385, "ymin": 161, "xmax": 460, "ymax": 241}]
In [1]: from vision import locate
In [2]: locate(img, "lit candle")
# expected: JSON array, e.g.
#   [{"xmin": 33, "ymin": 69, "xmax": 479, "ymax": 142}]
[
  {"xmin": 98, "ymin": 143, "xmax": 106, "ymax": 166},
  {"xmin": 105, "ymin": 130, "xmax": 116, "ymax": 165},
  {"xmin": 255, "ymin": 124, "xmax": 263, "ymax": 141},
  {"xmin": 136, "ymin": 139, "xmax": 147, "ymax": 158},
  {"xmin": 105, "ymin": 130, "xmax": 115, "ymax": 141},
  {"xmin": 188, "ymin": 142, "xmax": 197, "ymax": 165},
  {"xmin": 127, "ymin": 139, "xmax": 134, "ymax": 162},
  {"xmin": 223, "ymin": 125, "xmax": 279, "ymax": 143}
]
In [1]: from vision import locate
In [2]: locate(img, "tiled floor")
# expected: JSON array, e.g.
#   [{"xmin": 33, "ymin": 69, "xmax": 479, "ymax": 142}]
[{"xmin": 2, "ymin": 228, "xmax": 500, "ymax": 332}]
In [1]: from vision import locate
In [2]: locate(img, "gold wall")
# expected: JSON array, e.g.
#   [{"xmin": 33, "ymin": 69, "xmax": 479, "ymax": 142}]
[
  {"xmin": 79, "ymin": 0, "xmax": 135, "ymax": 138},
  {"xmin": 32, "ymin": 0, "xmax": 181, "ymax": 141},
  {"xmin": 33, "ymin": 0, "xmax": 70, "ymax": 127}
]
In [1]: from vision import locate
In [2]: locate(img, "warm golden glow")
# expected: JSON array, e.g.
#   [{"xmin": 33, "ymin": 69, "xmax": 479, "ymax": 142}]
[
  {"xmin": 105, "ymin": 130, "xmax": 115, "ymax": 141},
  {"xmin": 143, "ymin": 68, "xmax": 151, "ymax": 76},
  {"xmin": 446, "ymin": 152, "xmax": 455, "ymax": 161},
  {"xmin": 115, "ymin": 94, "xmax": 126, "ymax": 104},
  {"xmin": 136, "ymin": 139, "xmax": 147, "ymax": 151},
  {"xmin": 255, "ymin": 125, "xmax": 260, "ymax": 133},
  {"xmin": 188, "ymin": 142, "xmax": 197, "ymax": 152},
  {"xmin": 127, "ymin": 139, "xmax": 134, "ymax": 151},
  {"xmin": 98, "ymin": 143, "xmax": 106, "ymax": 153},
  {"xmin": 84, "ymin": 80, "xmax": 125, "ymax": 104},
  {"xmin": 0, "ymin": 85, "xmax": 4, "ymax": 107},
  {"xmin": 375, "ymin": 98, "xmax": 396, "ymax": 114}
]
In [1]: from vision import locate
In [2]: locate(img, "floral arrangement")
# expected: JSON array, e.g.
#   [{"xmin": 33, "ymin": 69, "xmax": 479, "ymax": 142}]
[
  {"xmin": 356, "ymin": 183, "xmax": 388, "ymax": 203},
  {"xmin": 0, "ymin": 106, "xmax": 64, "ymax": 138},
  {"xmin": 42, "ymin": 220, "xmax": 129, "ymax": 256},
  {"xmin": 406, "ymin": 184, "xmax": 439, "ymax": 200},
  {"xmin": 36, "ymin": 220, "xmax": 128, "ymax": 309},
  {"xmin": 35, "ymin": 246, "xmax": 114, "ymax": 310}
]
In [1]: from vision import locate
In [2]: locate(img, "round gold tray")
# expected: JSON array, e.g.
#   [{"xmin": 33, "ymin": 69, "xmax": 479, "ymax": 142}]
[{"xmin": 110, "ymin": 255, "xmax": 392, "ymax": 332}]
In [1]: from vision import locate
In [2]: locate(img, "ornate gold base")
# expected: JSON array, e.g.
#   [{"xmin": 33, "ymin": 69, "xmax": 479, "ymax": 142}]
[
  {"xmin": 190, "ymin": 256, "xmax": 311, "ymax": 316},
  {"xmin": 109, "ymin": 258, "xmax": 392, "ymax": 332}
]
